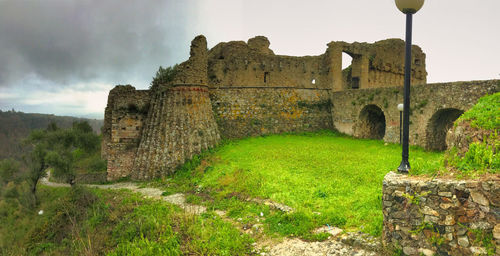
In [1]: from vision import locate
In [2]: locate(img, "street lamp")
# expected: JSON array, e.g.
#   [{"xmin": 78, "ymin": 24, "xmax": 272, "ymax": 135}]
[
  {"xmin": 397, "ymin": 103, "xmax": 404, "ymax": 145},
  {"xmin": 395, "ymin": 0, "xmax": 424, "ymax": 174}
]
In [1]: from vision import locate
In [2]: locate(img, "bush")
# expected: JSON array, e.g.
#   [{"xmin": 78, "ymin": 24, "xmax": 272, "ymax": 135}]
[
  {"xmin": 447, "ymin": 140, "xmax": 499, "ymax": 173},
  {"xmin": 149, "ymin": 65, "xmax": 178, "ymax": 89},
  {"xmin": 0, "ymin": 158, "xmax": 21, "ymax": 185}
]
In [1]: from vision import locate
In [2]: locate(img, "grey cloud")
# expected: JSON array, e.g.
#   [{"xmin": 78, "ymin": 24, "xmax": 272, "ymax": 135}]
[{"xmin": 0, "ymin": 0, "xmax": 191, "ymax": 88}]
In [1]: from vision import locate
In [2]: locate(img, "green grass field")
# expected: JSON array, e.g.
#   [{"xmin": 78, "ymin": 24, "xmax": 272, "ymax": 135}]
[
  {"xmin": 154, "ymin": 131, "xmax": 444, "ymax": 237},
  {"xmin": 0, "ymin": 186, "xmax": 254, "ymax": 255}
]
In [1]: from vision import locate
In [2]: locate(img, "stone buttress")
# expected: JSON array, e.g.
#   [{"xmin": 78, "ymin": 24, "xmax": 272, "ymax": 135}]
[{"xmin": 131, "ymin": 35, "xmax": 220, "ymax": 180}]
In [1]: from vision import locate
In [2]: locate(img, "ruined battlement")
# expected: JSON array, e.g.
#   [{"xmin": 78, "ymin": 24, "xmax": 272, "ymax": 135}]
[
  {"xmin": 102, "ymin": 35, "xmax": 496, "ymax": 181},
  {"xmin": 207, "ymin": 36, "xmax": 426, "ymax": 90}
]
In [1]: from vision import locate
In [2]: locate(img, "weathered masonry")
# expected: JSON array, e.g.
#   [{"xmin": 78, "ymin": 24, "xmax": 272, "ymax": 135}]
[
  {"xmin": 102, "ymin": 35, "xmax": 499, "ymax": 181},
  {"xmin": 383, "ymin": 172, "xmax": 499, "ymax": 256}
]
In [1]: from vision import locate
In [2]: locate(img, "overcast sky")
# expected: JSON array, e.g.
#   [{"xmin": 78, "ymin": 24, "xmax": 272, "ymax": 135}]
[{"xmin": 0, "ymin": 0, "xmax": 498, "ymax": 119}]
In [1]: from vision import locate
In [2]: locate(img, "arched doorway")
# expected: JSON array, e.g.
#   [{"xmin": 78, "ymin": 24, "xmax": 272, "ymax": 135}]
[
  {"xmin": 356, "ymin": 105, "xmax": 386, "ymax": 139},
  {"xmin": 425, "ymin": 108, "xmax": 464, "ymax": 151}
]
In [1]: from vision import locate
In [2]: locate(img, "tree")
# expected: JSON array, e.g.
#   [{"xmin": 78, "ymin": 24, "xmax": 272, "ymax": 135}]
[
  {"xmin": 23, "ymin": 141, "xmax": 49, "ymax": 205},
  {"xmin": 0, "ymin": 158, "xmax": 21, "ymax": 186},
  {"xmin": 23, "ymin": 121, "xmax": 102, "ymax": 206}
]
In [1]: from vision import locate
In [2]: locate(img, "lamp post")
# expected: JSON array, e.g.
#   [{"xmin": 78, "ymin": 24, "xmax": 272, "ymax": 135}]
[
  {"xmin": 397, "ymin": 103, "xmax": 404, "ymax": 145},
  {"xmin": 395, "ymin": 0, "xmax": 424, "ymax": 174}
]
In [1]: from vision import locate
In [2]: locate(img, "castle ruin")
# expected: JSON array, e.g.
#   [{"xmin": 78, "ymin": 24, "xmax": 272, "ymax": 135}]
[{"xmin": 102, "ymin": 35, "xmax": 498, "ymax": 181}]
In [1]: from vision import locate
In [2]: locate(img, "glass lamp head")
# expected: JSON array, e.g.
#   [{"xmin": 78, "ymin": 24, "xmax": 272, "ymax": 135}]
[
  {"xmin": 397, "ymin": 103, "xmax": 404, "ymax": 112},
  {"xmin": 395, "ymin": 0, "xmax": 424, "ymax": 14}
]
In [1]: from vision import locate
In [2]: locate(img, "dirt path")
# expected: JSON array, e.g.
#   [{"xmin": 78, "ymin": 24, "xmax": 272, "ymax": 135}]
[
  {"xmin": 41, "ymin": 175, "xmax": 206, "ymax": 214},
  {"xmin": 41, "ymin": 176, "xmax": 380, "ymax": 255}
]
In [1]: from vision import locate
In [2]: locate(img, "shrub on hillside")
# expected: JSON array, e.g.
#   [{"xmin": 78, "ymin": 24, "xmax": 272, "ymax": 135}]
[{"xmin": 149, "ymin": 64, "xmax": 178, "ymax": 89}]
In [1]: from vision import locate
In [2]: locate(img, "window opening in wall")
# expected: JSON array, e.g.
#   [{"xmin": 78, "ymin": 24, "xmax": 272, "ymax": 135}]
[
  {"xmin": 342, "ymin": 52, "xmax": 353, "ymax": 70},
  {"xmin": 342, "ymin": 52, "xmax": 355, "ymax": 89},
  {"xmin": 352, "ymin": 77, "xmax": 360, "ymax": 89},
  {"xmin": 264, "ymin": 72, "xmax": 269, "ymax": 83},
  {"xmin": 311, "ymin": 79, "xmax": 316, "ymax": 85}
]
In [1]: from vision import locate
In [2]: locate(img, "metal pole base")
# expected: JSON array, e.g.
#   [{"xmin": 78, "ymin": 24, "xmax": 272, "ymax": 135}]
[{"xmin": 397, "ymin": 160, "xmax": 410, "ymax": 174}]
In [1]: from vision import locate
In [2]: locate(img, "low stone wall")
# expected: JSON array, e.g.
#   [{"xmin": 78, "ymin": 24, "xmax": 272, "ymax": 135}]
[
  {"xmin": 209, "ymin": 87, "xmax": 333, "ymax": 138},
  {"xmin": 383, "ymin": 172, "xmax": 499, "ymax": 255}
]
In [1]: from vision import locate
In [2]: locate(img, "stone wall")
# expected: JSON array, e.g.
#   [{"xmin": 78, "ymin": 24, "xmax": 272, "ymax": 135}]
[
  {"xmin": 132, "ymin": 85, "xmax": 220, "ymax": 180},
  {"xmin": 327, "ymin": 39, "xmax": 426, "ymax": 91},
  {"xmin": 210, "ymin": 87, "xmax": 333, "ymax": 138},
  {"xmin": 102, "ymin": 36, "xmax": 499, "ymax": 181},
  {"xmin": 102, "ymin": 85, "xmax": 150, "ymax": 180},
  {"xmin": 383, "ymin": 172, "xmax": 499, "ymax": 256},
  {"xmin": 331, "ymin": 80, "xmax": 499, "ymax": 150},
  {"xmin": 208, "ymin": 37, "xmax": 328, "ymax": 89},
  {"xmin": 207, "ymin": 36, "xmax": 426, "ymax": 91}
]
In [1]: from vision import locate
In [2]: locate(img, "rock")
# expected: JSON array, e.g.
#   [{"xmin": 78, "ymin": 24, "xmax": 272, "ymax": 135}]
[
  {"xmin": 424, "ymin": 215, "xmax": 439, "ymax": 223},
  {"xmin": 418, "ymin": 248, "xmax": 435, "ymax": 256},
  {"xmin": 457, "ymin": 227, "xmax": 468, "ymax": 236},
  {"xmin": 470, "ymin": 222, "xmax": 491, "ymax": 230},
  {"xmin": 422, "ymin": 206, "xmax": 439, "ymax": 216},
  {"xmin": 471, "ymin": 192, "xmax": 489, "ymax": 206},
  {"xmin": 444, "ymin": 215, "xmax": 455, "ymax": 226},
  {"xmin": 479, "ymin": 205, "xmax": 490, "ymax": 213},
  {"xmin": 403, "ymin": 246, "xmax": 417, "ymax": 255},
  {"xmin": 440, "ymin": 203, "xmax": 453, "ymax": 209},
  {"xmin": 314, "ymin": 226, "xmax": 343, "ymax": 237},
  {"xmin": 444, "ymin": 233, "xmax": 453, "ymax": 241},
  {"xmin": 438, "ymin": 191, "xmax": 452, "ymax": 197},
  {"xmin": 493, "ymin": 224, "xmax": 500, "ymax": 240},
  {"xmin": 458, "ymin": 236, "xmax": 469, "ymax": 247},
  {"xmin": 469, "ymin": 246, "xmax": 487, "ymax": 255}
]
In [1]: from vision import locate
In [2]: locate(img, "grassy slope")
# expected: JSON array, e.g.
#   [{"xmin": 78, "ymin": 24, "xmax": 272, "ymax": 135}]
[
  {"xmin": 0, "ymin": 186, "xmax": 253, "ymax": 255},
  {"xmin": 157, "ymin": 131, "xmax": 443, "ymax": 237},
  {"xmin": 456, "ymin": 92, "xmax": 499, "ymax": 130},
  {"xmin": 447, "ymin": 92, "xmax": 499, "ymax": 174}
]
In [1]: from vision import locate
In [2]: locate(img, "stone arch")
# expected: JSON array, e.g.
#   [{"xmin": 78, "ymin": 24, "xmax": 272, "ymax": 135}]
[
  {"xmin": 356, "ymin": 104, "xmax": 386, "ymax": 139},
  {"xmin": 425, "ymin": 108, "xmax": 464, "ymax": 151}
]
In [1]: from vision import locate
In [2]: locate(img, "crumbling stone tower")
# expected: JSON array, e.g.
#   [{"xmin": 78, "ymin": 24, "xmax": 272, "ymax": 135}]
[
  {"xmin": 104, "ymin": 36, "xmax": 220, "ymax": 180},
  {"xmin": 132, "ymin": 36, "xmax": 220, "ymax": 180}
]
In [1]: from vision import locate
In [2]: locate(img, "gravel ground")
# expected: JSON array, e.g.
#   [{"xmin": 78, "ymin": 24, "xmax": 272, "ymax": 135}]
[{"xmin": 259, "ymin": 238, "xmax": 379, "ymax": 256}]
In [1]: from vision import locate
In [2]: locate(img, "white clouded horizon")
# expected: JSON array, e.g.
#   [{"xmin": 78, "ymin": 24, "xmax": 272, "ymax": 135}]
[{"xmin": 0, "ymin": 0, "xmax": 499, "ymax": 118}]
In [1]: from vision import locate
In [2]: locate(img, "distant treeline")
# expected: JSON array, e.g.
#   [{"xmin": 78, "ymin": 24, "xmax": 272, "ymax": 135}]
[{"xmin": 0, "ymin": 110, "xmax": 103, "ymax": 160}]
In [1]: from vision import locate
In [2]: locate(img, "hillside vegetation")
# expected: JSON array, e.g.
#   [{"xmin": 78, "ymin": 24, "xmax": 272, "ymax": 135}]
[
  {"xmin": 445, "ymin": 92, "xmax": 499, "ymax": 175},
  {"xmin": 0, "ymin": 187, "xmax": 253, "ymax": 255},
  {"xmin": 0, "ymin": 110, "xmax": 103, "ymax": 160}
]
